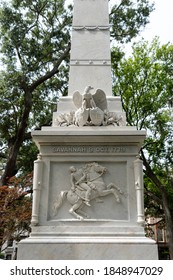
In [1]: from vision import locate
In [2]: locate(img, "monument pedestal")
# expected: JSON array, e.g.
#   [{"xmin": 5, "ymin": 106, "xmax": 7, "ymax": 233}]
[
  {"xmin": 18, "ymin": 238, "xmax": 157, "ymax": 260},
  {"xmin": 18, "ymin": 0, "xmax": 158, "ymax": 260},
  {"xmin": 18, "ymin": 127, "xmax": 158, "ymax": 259}
]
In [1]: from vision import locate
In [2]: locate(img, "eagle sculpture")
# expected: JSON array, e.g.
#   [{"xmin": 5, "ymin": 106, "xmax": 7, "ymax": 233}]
[{"xmin": 73, "ymin": 86, "xmax": 107, "ymax": 126}]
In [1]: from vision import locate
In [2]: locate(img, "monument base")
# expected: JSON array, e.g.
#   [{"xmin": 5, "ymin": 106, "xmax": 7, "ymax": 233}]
[
  {"xmin": 17, "ymin": 127, "xmax": 158, "ymax": 260},
  {"xmin": 17, "ymin": 237, "xmax": 158, "ymax": 260}
]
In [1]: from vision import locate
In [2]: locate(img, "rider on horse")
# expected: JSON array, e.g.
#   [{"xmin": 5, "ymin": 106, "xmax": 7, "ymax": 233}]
[{"xmin": 69, "ymin": 166, "xmax": 95, "ymax": 206}]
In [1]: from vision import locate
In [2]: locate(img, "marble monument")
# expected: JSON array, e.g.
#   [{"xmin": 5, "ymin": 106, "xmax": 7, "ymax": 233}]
[{"xmin": 17, "ymin": 0, "xmax": 158, "ymax": 259}]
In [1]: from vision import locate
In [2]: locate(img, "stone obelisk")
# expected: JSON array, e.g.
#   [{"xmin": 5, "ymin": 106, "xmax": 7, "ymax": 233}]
[
  {"xmin": 68, "ymin": 0, "xmax": 112, "ymax": 95},
  {"xmin": 17, "ymin": 0, "xmax": 158, "ymax": 259}
]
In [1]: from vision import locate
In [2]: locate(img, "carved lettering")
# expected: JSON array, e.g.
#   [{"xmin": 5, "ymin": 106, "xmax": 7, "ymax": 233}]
[{"xmin": 52, "ymin": 146, "xmax": 127, "ymax": 153}]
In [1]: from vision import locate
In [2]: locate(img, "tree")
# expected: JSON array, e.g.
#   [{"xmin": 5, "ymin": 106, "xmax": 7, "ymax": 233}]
[
  {"xmin": 0, "ymin": 0, "xmax": 72, "ymax": 253},
  {"xmin": 0, "ymin": 0, "xmax": 72, "ymax": 186},
  {"xmin": 0, "ymin": 0, "xmax": 154, "ymax": 249},
  {"xmin": 0, "ymin": 175, "xmax": 32, "ymax": 251},
  {"xmin": 110, "ymin": 0, "xmax": 154, "ymax": 43},
  {"xmin": 112, "ymin": 38, "xmax": 173, "ymax": 259}
]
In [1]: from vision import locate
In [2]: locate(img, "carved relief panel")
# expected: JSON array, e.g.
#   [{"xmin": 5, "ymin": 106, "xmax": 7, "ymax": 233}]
[{"xmin": 47, "ymin": 161, "xmax": 128, "ymax": 221}]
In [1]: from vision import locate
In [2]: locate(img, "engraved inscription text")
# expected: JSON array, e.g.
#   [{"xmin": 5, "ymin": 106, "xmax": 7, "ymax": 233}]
[{"xmin": 52, "ymin": 146, "xmax": 127, "ymax": 153}]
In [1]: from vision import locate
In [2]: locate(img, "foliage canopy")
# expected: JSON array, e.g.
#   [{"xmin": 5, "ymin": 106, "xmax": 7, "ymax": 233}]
[{"xmin": 112, "ymin": 38, "xmax": 173, "ymax": 258}]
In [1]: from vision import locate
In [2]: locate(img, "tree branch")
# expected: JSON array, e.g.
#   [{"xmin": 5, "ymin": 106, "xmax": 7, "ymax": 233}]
[
  {"xmin": 146, "ymin": 218, "xmax": 164, "ymax": 227},
  {"xmin": 29, "ymin": 43, "xmax": 71, "ymax": 92},
  {"xmin": 144, "ymin": 186, "xmax": 162, "ymax": 205},
  {"xmin": 110, "ymin": 0, "xmax": 127, "ymax": 16}
]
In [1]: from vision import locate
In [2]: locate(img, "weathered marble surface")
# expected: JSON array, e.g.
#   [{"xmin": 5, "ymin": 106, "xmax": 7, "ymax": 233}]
[{"xmin": 18, "ymin": 242, "xmax": 158, "ymax": 260}]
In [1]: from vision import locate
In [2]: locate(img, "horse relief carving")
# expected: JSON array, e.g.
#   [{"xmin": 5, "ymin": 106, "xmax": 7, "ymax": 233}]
[{"xmin": 53, "ymin": 162, "xmax": 124, "ymax": 220}]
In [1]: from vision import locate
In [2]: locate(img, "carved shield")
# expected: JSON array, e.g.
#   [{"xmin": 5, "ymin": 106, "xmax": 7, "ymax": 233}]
[
  {"xmin": 75, "ymin": 108, "xmax": 89, "ymax": 126},
  {"xmin": 73, "ymin": 90, "xmax": 83, "ymax": 109},
  {"xmin": 90, "ymin": 107, "xmax": 104, "ymax": 126}
]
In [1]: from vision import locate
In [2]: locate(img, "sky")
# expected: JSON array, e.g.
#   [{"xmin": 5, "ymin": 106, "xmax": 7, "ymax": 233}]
[
  {"xmin": 137, "ymin": 0, "xmax": 173, "ymax": 44},
  {"xmin": 66, "ymin": 0, "xmax": 173, "ymax": 45}
]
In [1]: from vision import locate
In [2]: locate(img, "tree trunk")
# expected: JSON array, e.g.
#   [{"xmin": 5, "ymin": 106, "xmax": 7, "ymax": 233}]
[
  {"xmin": 161, "ymin": 190, "xmax": 173, "ymax": 259},
  {"xmin": 1, "ymin": 90, "xmax": 32, "ymax": 186}
]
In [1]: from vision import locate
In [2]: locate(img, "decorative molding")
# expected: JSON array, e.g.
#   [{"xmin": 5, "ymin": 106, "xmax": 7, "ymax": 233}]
[
  {"xmin": 70, "ymin": 59, "xmax": 111, "ymax": 66},
  {"xmin": 31, "ymin": 155, "xmax": 44, "ymax": 226},
  {"xmin": 134, "ymin": 157, "xmax": 145, "ymax": 225},
  {"xmin": 73, "ymin": 25, "xmax": 110, "ymax": 31}
]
